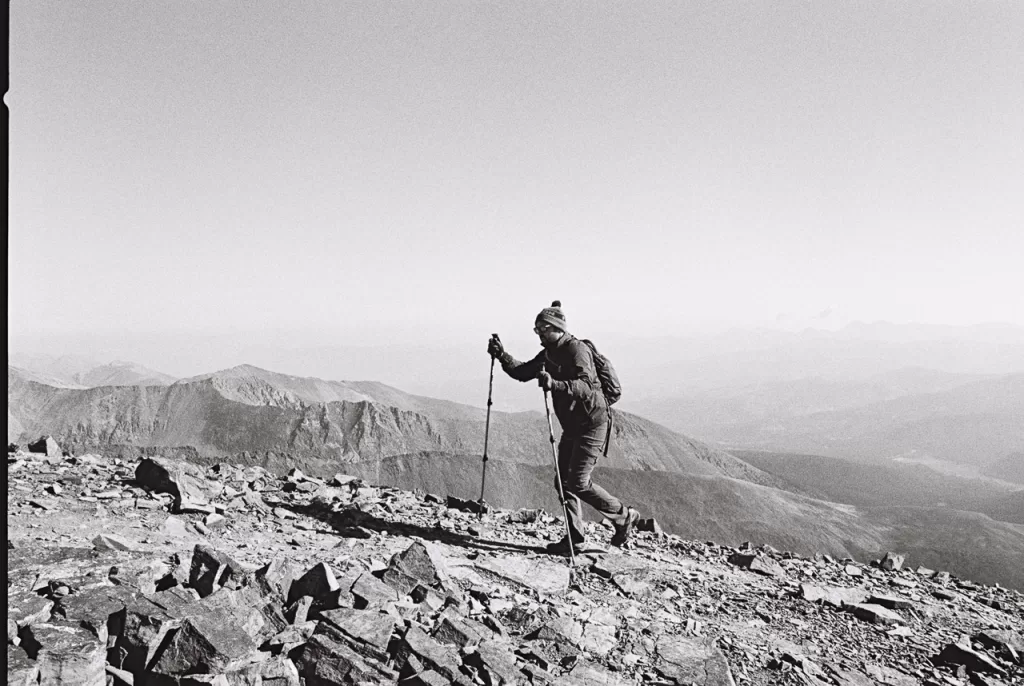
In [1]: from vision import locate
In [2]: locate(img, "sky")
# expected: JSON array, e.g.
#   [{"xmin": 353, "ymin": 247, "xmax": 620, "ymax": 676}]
[{"xmin": 8, "ymin": 1, "xmax": 1024, "ymax": 366}]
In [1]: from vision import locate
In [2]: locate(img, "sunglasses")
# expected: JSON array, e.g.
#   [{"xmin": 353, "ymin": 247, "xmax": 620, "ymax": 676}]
[{"xmin": 534, "ymin": 324, "xmax": 555, "ymax": 334}]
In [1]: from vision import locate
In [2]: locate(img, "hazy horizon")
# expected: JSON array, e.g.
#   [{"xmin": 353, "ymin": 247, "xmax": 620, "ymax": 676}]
[
  {"xmin": 9, "ymin": 2, "xmax": 1024, "ymax": 364},
  {"xmin": 9, "ymin": 320, "xmax": 1024, "ymax": 417}
]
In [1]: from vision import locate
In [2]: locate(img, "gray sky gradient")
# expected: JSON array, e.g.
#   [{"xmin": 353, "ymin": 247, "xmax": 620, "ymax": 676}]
[{"xmin": 9, "ymin": 1, "xmax": 1024, "ymax": 355}]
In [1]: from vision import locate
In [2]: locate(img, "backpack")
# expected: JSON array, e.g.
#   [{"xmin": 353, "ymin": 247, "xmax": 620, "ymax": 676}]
[{"xmin": 581, "ymin": 339, "xmax": 621, "ymax": 406}]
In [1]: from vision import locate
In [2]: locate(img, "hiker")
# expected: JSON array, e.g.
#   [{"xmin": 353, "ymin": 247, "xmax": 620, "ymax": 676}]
[{"xmin": 487, "ymin": 301, "xmax": 640, "ymax": 553}]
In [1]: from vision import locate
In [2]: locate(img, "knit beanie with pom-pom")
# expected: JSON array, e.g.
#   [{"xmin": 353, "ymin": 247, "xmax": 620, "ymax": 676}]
[{"xmin": 535, "ymin": 300, "xmax": 567, "ymax": 331}]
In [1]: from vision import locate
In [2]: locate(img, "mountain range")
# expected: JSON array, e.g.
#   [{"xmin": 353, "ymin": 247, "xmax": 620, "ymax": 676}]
[
  {"xmin": 7, "ymin": 361, "xmax": 1024, "ymax": 590},
  {"xmin": 6, "ymin": 364, "xmax": 773, "ymax": 484},
  {"xmin": 8, "ymin": 353, "xmax": 178, "ymax": 388},
  {"xmin": 623, "ymin": 371, "xmax": 1024, "ymax": 481}
]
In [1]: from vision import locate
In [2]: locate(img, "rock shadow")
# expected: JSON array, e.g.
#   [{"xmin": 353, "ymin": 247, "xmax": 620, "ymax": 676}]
[{"xmin": 276, "ymin": 499, "xmax": 554, "ymax": 558}]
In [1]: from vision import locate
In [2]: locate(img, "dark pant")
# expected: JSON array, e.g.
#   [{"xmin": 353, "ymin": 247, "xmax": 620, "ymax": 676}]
[{"xmin": 555, "ymin": 421, "xmax": 626, "ymax": 542}]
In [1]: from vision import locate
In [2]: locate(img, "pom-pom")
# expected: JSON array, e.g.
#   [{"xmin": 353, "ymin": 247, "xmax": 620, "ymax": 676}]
[{"xmin": 551, "ymin": 300, "xmax": 561, "ymax": 307}]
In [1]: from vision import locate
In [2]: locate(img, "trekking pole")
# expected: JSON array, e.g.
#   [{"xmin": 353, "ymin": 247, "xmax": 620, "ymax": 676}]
[
  {"xmin": 477, "ymin": 334, "xmax": 499, "ymax": 520},
  {"xmin": 542, "ymin": 364, "xmax": 578, "ymax": 580}
]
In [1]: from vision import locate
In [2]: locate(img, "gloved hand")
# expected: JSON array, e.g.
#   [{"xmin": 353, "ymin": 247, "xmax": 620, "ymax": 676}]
[
  {"xmin": 537, "ymin": 370, "xmax": 555, "ymax": 390},
  {"xmin": 487, "ymin": 336, "xmax": 504, "ymax": 359}
]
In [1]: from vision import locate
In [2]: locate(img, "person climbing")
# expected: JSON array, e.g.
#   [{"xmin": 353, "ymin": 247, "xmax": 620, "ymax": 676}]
[{"xmin": 487, "ymin": 301, "xmax": 640, "ymax": 554}]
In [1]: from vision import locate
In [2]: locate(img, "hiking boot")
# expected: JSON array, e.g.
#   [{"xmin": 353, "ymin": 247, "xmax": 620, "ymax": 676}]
[
  {"xmin": 544, "ymin": 536, "xmax": 584, "ymax": 556},
  {"xmin": 610, "ymin": 507, "xmax": 640, "ymax": 548}
]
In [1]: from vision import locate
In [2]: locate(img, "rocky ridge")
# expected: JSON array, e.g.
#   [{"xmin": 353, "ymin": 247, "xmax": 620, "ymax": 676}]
[{"xmin": 7, "ymin": 448, "xmax": 1023, "ymax": 686}]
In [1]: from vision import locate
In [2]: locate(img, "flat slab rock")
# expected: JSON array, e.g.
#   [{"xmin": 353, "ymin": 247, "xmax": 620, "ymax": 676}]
[
  {"xmin": 319, "ymin": 607, "xmax": 396, "ymax": 658},
  {"xmin": 800, "ymin": 583, "xmax": 869, "ymax": 608},
  {"xmin": 847, "ymin": 603, "xmax": 906, "ymax": 626},
  {"xmin": 589, "ymin": 553, "xmax": 650, "ymax": 579},
  {"xmin": 472, "ymin": 555, "xmax": 571, "ymax": 595},
  {"xmin": 862, "ymin": 663, "xmax": 920, "ymax": 685},
  {"xmin": 655, "ymin": 635, "xmax": 736, "ymax": 685}
]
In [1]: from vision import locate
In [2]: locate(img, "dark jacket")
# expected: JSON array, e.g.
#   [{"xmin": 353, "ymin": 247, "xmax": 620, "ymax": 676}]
[{"xmin": 498, "ymin": 334, "xmax": 608, "ymax": 432}]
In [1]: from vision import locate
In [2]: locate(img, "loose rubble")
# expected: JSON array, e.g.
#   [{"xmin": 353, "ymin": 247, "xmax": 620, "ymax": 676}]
[{"xmin": 7, "ymin": 448, "xmax": 1023, "ymax": 685}]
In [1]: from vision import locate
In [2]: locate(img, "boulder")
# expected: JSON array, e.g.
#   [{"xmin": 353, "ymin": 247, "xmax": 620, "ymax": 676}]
[
  {"xmin": 528, "ymin": 617, "xmax": 583, "ymax": 646},
  {"xmin": 199, "ymin": 586, "xmax": 285, "ymax": 643},
  {"xmin": 446, "ymin": 495, "xmax": 486, "ymax": 514},
  {"xmin": 973, "ymin": 628, "xmax": 1023, "ymax": 664},
  {"xmin": 256, "ymin": 655, "xmax": 301, "ymax": 686},
  {"xmin": 330, "ymin": 473, "xmax": 359, "ymax": 487},
  {"xmin": 8, "ymin": 590, "xmax": 54, "ymax": 631},
  {"xmin": 253, "ymin": 557, "xmax": 303, "ymax": 601},
  {"xmin": 727, "ymin": 552, "xmax": 784, "ymax": 578},
  {"xmin": 135, "ymin": 456, "xmax": 219, "ymax": 511},
  {"xmin": 351, "ymin": 572, "xmax": 400, "ymax": 610},
  {"xmin": 295, "ymin": 628, "xmax": 397, "ymax": 684},
  {"xmin": 387, "ymin": 541, "xmax": 450, "ymax": 588},
  {"xmin": 116, "ymin": 589, "xmax": 203, "ymax": 672},
  {"xmin": 22, "ymin": 622, "xmax": 107, "ymax": 686},
  {"xmin": 380, "ymin": 565, "xmax": 421, "ymax": 596},
  {"xmin": 117, "ymin": 596, "xmax": 183, "ymax": 672},
  {"xmin": 505, "ymin": 509, "xmax": 542, "ymax": 524},
  {"xmin": 636, "ymin": 517, "xmax": 664, "ymax": 535},
  {"xmin": 189, "ymin": 544, "xmax": 244, "ymax": 598},
  {"xmin": 52, "ymin": 584, "xmax": 137, "ymax": 645},
  {"xmin": 432, "ymin": 609, "xmax": 492, "ymax": 648},
  {"xmin": 612, "ymin": 571, "xmax": 654, "ymax": 597},
  {"xmin": 880, "ymin": 552, "xmax": 906, "ymax": 571},
  {"xmin": 934, "ymin": 642, "xmax": 1007, "ymax": 675},
  {"xmin": 149, "ymin": 608, "xmax": 259, "ymax": 674},
  {"xmin": 264, "ymin": 621, "xmax": 317, "ymax": 655},
  {"xmin": 464, "ymin": 639, "xmax": 522, "ymax": 686},
  {"xmin": 288, "ymin": 562, "xmax": 343, "ymax": 614},
  {"xmin": 398, "ymin": 626, "xmax": 471, "ymax": 685},
  {"xmin": 27, "ymin": 435, "xmax": 63, "ymax": 458},
  {"xmin": 108, "ymin": 556, "xmax": 173, "ymax": 595}
]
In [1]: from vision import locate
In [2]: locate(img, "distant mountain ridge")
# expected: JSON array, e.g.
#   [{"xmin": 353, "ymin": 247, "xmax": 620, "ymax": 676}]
[
  {"xmin": 621, "ymin": 367, "xmax": 991, "ymax": 437},
  {"xmin": 7, "ymin": 364, "xmax": 777, "ymax": 487},
  {"xmin": 8, "ymin": 353, "xmax": 177, "ymax": 388},
  {"xmin": 625, "ymin": 372, "xmax": 1024, "ymax": 471},
  {"xmin": 77, "ymin": 360, "xmax": 178, "ymax": 387}
]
